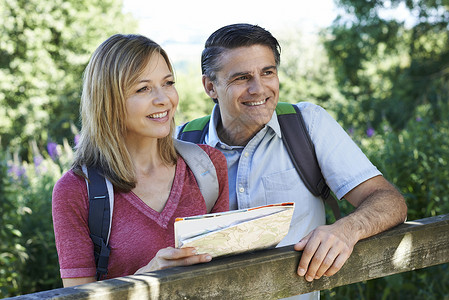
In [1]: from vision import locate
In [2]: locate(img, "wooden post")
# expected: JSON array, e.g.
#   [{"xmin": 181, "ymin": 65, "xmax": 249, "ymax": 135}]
[{"xmin": 7, "ymin": 214, "xmax": 449, "ymax": 300}]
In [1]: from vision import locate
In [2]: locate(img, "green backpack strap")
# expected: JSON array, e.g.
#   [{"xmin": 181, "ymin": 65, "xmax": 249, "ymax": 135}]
[
  {"xmin": 173, "ymin": 139, "xmax": 219, "ymax": 213},
  {"xmin": 276, "ymin": 102, "xmax": 341, "ymax": 219},
  {"xmin": 177, "ymin": 115, "xmax": 211, "ymax": 143}
]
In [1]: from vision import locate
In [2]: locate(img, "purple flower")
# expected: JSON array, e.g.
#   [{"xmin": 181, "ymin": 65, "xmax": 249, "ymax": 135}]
[
  {"xmin": 33, "ymin": 155, "xmax": 45, "ymax": 174},
  {"xmin": 33, "ymin": 155, "xmax": 43, "ymax": 167},
  {"xmin": 47, "ymin": 142, "xmax": 59, "ymax": 160},
  {"xmin": 416, "ymin": 117, "xmax": 422, "ymax": 122},
  {"xmin": 74, "ymin": 134, "xmax": 80, "ymax": 146},
  {"xmin": 347, "ymin": 127, "xmax": 354, "ymax": 136},
  {"xmin": 7, "ymin": 163, "xmax": 27, "ymax": 180},
  {"xmin": 366, "ymin": 127, "xmax": 375, "ymax": 137},
  {"xmin": 7, "ymin": 163, "xmax": 18, "ymax": 176}
]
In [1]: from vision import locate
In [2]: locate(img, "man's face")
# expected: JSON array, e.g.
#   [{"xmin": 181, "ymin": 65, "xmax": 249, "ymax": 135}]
[{"xmin": 204, "ymin": 45, "xmax": 279, "ymax": 138}]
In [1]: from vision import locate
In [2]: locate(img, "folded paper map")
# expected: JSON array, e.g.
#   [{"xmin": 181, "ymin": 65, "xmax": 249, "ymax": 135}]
[{"xmin": 174, "ymin": 202, "xmax": 294, "ymax": 258}]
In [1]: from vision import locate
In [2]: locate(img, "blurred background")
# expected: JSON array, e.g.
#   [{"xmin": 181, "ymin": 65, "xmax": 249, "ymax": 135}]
[{"xmin": 1, "ymin": 0, "xmax": 448, "ymax": 298}]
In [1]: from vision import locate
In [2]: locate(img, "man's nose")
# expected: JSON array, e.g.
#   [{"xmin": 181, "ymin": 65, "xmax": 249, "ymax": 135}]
[{"xmin": 248, "ymin": 76, "xmax": 264, "ymax": 95}]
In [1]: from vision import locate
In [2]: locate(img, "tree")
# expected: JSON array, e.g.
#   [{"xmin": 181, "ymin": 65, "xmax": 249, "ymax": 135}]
[
  {"xmin": 274, "ymin": 29, "xmax": 345, "ymax": 117},
  {"xmin": 324, "ymin": 0, "xmax": 449, "ymax": 133},
  {"xmin": 321, "ymin": 2, "xmax": 449, "ymax": 298},
  {"xmin": 0, "ymin": 0, "xmax": 137, "ymax": 153}
]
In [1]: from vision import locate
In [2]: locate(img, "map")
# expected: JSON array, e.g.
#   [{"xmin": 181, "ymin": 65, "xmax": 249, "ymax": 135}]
[{"xmin": 174, "ymin": 203, "xmax": 294, "ymax": 257}]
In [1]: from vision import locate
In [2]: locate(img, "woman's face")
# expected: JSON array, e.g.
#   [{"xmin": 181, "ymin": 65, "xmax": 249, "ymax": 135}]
[{"xmin": 124, "ymin": 53, "xmax": 179, "ymax": 143}]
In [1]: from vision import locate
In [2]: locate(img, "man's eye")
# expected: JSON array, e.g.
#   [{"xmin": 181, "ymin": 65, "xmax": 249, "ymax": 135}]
[{"xmin": 236, "ymin": 75, "xmax": 249, "ymax": 81}]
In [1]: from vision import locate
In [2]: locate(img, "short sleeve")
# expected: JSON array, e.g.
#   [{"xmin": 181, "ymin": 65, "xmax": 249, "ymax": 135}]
[
  {"xmin": 52, "ymin": 171, "xmax": 97, "ymax": 278},
  {"xmin": 297, "ymin": 103, "xmax": 382, "ymax": 199}
]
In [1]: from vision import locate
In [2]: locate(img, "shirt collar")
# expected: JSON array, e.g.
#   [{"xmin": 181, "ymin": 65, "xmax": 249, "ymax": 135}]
[
  {"xmin": 267, "ymin": 109, "xmax": 282, "ymax": 138},
  {"xmin": 207, "ymin": 104, "xmax": 282, "ymax": 146},
  {"xmin": 207, "ymin": 104, "xmax": 223, "ymax": 147}
]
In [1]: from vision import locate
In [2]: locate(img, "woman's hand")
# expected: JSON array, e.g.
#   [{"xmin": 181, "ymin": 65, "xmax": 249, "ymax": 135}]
[{"xmin": 134, "ymin": 247, "xmax": 212, "ymax": 274}]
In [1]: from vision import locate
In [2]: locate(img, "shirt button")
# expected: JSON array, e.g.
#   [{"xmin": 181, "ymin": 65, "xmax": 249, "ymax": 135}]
[
  {"xmin": 244, "ymin": 152, "xmax": 249, "ymax": 157},
  {"xmin": 239, "ymin": 187, "xmax": 245, "ymax": 193},
  {"xmin": 220, "ymin": 144, "xmax": 227, "ymax": 149}
]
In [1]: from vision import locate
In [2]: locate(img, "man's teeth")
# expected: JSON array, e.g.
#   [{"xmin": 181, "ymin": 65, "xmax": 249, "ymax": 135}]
[
  {"xmin": 148, "ymin": 111, "xmax": 168, "ymax": 118},
  {"xmin": 245, "ymin": 99, "xmax": 267, "ymax": 106}
]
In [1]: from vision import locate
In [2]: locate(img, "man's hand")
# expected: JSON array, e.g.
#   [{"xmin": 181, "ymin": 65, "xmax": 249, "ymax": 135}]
[
  {"xmin": 294, "ymin": 175, "xmax": 407, "ymax": 282},
  {"xmin": 294, "ymin": 223, "xmax": 357, "ymax": 282}
]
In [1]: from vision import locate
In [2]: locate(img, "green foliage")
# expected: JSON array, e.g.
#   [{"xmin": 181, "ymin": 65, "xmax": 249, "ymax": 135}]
[
  {"xmin": 323, "ymin": 0, "xmax": 449, "ymax": 133},
  {"xmin": 319, "ymin": 2, "xmax": 449, "ymax": 296},
  {"xmin": 174, "ymin": 63, "xmax": 215, "ymax": 124},
  {"xmin": 277, "ymin": 29, "xmax": 345, "ymax": 114},
  {"xmin": 322, "ymin": 106, "xmax": 449, "ymax": 299},
  {"xmin": 0, "ymin": 152, "xmax": 27, "ymax": 296},
  {"xmin": 0, "ymin": 0, "xmax": 136, "ymax": 296},
  {"xmin": 363, "ymin": 108, "xmax": 449, "ymax": 219},
  {"xmin": 0, "ymin": 140, "xmax": 75, "ymax": 297},
  {"xmin": 0, "ymin": 0, "xmax": 137, "ymax": 154}
]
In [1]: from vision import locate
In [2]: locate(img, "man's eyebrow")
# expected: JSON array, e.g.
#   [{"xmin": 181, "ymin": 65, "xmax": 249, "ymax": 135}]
[
  {"xmin": 262, "ymin": 65, "xmax": 277, "ymax": 71},
  {"xmin": 228, "ymin": 71, "xmax": 251, "ymax": 80},
  {"xmin": 229, "ymin": 65, "xmax": 277, "ymax": 79}
]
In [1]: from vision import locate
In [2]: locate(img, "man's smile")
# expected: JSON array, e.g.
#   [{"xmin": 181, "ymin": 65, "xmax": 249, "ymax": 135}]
[{"xmin": 242, "ymin": 98, "xmax": 268, "ymax": 106}]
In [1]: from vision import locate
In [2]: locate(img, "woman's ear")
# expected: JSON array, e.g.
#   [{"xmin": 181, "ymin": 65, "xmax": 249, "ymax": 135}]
[{"xmin": 202, "ymin": 75, "xmax": 218, "ymax": 100}]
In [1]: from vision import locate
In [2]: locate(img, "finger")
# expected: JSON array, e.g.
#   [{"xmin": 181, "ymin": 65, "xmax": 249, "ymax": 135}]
[
  {"xmin": 314, "ymin": 246, "xmax": 340, "ymax": 279},
  {"xmin": 294, "ymin": 232, "xmax": 311, "ymax": 251},
  {"xmin": 158, "ymin": 247, "xmax": 197, "ymax": 260},
  {"xmin": 296, "ymin": 233, "xmax": 321, "ymax": 277},
  {"xmin": 181, "ymin": 253, "xmax": 213, "ymax": 266},
  {"xmin": 303, "ymin": 241, "xmax": 333, "ymax": 282},
  {"xmin": 324, "ymin": 249, "xmax": 352, "ymax": 277},
  {"xmin": 160, "ymin": 253, "xmax": 212, "ymax": 270}
]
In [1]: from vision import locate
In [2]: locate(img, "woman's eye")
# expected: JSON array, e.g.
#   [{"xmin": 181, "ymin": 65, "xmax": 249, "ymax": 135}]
[
  {"xmin": 137, "ymin": 86, "xmax": 150, "ymax": 93},
  {"xmin": 166, "ymin": 80, "xmax": 175, "ymax": 86}
]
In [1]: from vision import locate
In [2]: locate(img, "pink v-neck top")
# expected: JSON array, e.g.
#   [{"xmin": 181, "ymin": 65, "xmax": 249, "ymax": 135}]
[{"xmin": 52, "ymin": 145, "xmax": 229, "ymax": 279}]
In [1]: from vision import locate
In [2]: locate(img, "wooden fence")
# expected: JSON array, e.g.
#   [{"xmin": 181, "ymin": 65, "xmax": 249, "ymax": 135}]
[{"xmin": 7, "ymin": 214, "xmax": 449, "ymax": 300}]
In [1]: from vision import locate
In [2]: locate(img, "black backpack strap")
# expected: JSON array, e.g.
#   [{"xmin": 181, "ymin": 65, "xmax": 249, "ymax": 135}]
[
  {"xmin": 177, "ymin": 115, "xmax": 211, "ymax": 143},
  {"xmin": 276, "ymin": 103, "xmax": 341, "ymax": 219},
  {"xmin": 86, "ymin": 166, "xmax": 111, "ymax": 280}
]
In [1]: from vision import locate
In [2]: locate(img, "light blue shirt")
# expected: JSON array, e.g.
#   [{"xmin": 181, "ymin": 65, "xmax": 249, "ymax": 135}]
[
  {"xmin": 196, "ymin": 102, "xmax": 381, "ymax": 247},
  {"xmin": 177, "ymin": 102, "xmax": 381, "ymax": 299}
]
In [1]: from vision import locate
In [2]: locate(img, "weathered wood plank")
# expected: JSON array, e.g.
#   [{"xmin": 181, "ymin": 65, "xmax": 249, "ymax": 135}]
[{"xmin": 8, "ymin": 214, "xmax": 449, "ymax": 300}]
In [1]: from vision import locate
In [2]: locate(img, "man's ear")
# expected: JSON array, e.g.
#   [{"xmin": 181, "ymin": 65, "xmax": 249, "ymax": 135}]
[{"xmin": 202, "ymin": 75, "xmax": 218, "ymax": 99}]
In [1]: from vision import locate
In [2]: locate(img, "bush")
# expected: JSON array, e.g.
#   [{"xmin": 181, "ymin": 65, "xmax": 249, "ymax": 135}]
[
  {"xmin": 322, "ymin": 104, "xmax": 449, "ymax": 299},
  {"xmin": 0, "ymin": 139, "xmax": 73, "ymax": 297},
  {"xmin": 361, "ymin": 106, "xmax": 449, "ymax": 219}
]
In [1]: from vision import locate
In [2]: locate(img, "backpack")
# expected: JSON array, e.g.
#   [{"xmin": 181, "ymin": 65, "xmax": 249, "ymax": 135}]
[
  {"xmin": 177, "ymin": 102, "xmax": 341, "ymax": 220},
  {"xmin": 82, "ymin": 139, "xmax": 219, "ymax": 280}
]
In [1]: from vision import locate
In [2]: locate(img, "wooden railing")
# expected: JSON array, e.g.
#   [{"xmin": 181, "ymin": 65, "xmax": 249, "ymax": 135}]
[{"xmin": 7, "ymin": 214, "xmax": 449, "ymax": 300}]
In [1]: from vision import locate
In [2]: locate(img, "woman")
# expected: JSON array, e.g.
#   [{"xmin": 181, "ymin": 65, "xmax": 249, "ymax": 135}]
[{"xmin": 52, "ymin": 34, "xmax": 229, "ymax": 287}]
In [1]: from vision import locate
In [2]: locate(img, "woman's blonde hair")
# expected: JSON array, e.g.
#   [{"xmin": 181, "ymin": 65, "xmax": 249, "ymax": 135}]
[{"xmin": 73, "ymin": 34, "xmax": 177, "ymax": 191}]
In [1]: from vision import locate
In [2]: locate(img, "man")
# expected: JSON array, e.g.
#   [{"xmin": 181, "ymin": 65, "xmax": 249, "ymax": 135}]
[{"xmin": 178, "ymin": 23, "xmax": 407, "ymax": 299}]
